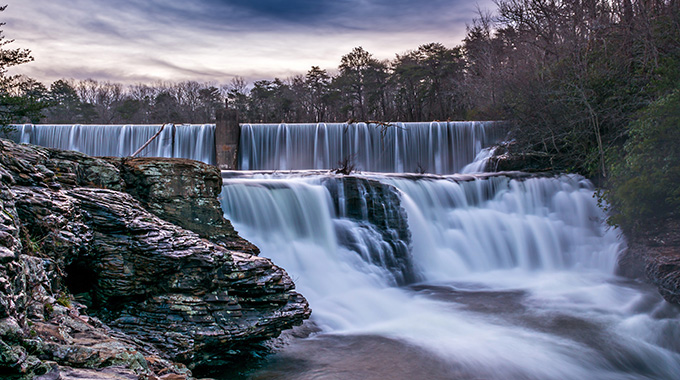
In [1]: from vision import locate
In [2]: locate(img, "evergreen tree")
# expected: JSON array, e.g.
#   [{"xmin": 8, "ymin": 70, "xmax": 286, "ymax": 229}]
[{"xmin": 0, "ymin": 5, "xmax": 47, "ymax": 131}]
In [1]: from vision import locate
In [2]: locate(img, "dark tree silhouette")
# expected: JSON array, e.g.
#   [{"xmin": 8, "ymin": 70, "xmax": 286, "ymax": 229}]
[{"xmin": 0, "ymin": 5, "xmax": 47, "ymax": 129}]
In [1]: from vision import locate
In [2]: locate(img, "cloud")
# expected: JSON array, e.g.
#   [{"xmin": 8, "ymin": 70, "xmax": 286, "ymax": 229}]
[
  {"xmin": 5, "ymin": 0, "xmax": 496, "ymax": 85},
  {"xmin": 205, "ymin": 0, "xmax": 335, "ymax": 21}
]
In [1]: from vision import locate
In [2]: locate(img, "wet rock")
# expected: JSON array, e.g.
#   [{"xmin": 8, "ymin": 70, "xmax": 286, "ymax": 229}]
[
  {"xmin": 486, "ymin": 142, "xmax": 556, "ymax": 173},
  {"xmin": 47, "ymin": 150, "xmax": 124, "ymax": 191},
  {"xmin": 62, "ymin": 187, "xmax": 310, "ymax": 366},
  {"xmin": 323, "ymin": 176, "xmax": 414, "ymax": 284},
  {"xmin": 14, "ymin": 186, "xmax": 92, "ymax": 269},
  {"xmin": 0, "ymin": 140, "xmax": 122, "ymax": 191},
  {"xmin": 0, "ymin": 139, "xmax": 310, "ymax": 377},
  {"xmin": 36, "ymin": 365, "xmax": 140, "ymax": 380},
  {"xmin": 114, "ymin": 157, "xmax": 259, "ymax": 255},
  {"xmin": 619, "ymin": 218, "xmax": 680, "ymax": 305}
]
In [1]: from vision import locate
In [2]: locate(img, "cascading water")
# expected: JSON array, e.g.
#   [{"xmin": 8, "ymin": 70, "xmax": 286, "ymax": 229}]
[
  {"xmin": 12, "ymin": 119, "xmax": 677, "ymax": 378},
  {"xmin": 11, "ymin": 123, "xmax": 216, "ymax": 164},
  {"xmin": 220, "ymin": 172, "xmax": 680, "ymax": 379},
  {"xmin": 238, "ymin": 121, "xmax": 504, "ymax": 173},
  {"xmin": 460, "ymin": 146, "xmax": 496, "ymax": 174}
]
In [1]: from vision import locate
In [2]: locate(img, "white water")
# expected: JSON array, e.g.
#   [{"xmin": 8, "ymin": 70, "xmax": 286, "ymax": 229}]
[
  {"xmin": 11, "ymin": 124, "xmax": 216, "ymax": 164},
  {"xmin": 239, "ymin": 121, "xmax": 503, "ymax": 173},
  {"xmin": 221, "ymin": 172, "xmax": 680, "ymax": 379},
  {"xmin": 460, "ymin": 146, "xmax": 496, "ymax": 174},
  {"xmin": 13, "ymin": 119, "xmax": 676, "ymax": 378}
]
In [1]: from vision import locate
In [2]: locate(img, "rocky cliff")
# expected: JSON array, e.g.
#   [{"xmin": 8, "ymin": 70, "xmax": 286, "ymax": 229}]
[
  {"xmin": 0, "ymin": 139, "xmax": 310, "ymax": 379},
  {"xmin": 112, "ymin": 157, "xmax": 259, "ymax": 255}
]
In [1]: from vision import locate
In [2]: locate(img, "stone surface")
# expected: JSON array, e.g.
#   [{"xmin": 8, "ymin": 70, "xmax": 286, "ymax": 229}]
[
  {"xmin": 0, "ymin": 138, "xmax": 310, "ymax": 378},
  {"xmin": 323, "ymin": 176, "xmax": 414, "ymax": 284},
  {"xmin": 215, "ymin": 108, "xmax": 240, "ymax": 170},
  {"xmin": 113, "ymin": 157, "xmax": 258, "ymax": 255},
  {"xmin": 36, "ymin": 365, "xmax": 140, "ymax": 380},
  {"xmin": 486, "ymin": 142, "xmax": 556, "ymax": 173},
  {"xmin": 619, "ymin": 218, "xmax": 680, "ymax": 305}
]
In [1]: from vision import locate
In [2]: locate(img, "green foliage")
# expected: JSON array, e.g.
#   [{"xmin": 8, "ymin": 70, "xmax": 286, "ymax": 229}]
[
  {"xmin": 0, "ymin": 6, "xmax": 48, "ymax": 130},
  {"xmin": 43, "ymin": 303, "xmax": 53, "ymax": 319},
  {"xmin": 336, "ymin": 46, "xmax": 389, "ymax": 121},
  {"xmin": 56, "ymin": 293, "xmax": 72, "ymax": 308},
  {"xmin": 44, "ymin": 79, "xmax": 96, "ymax": 123},
  {"xmin": 19, "ymin": 226, "xmax": 45, "ymax": 257},
  {"xmin": 606, "ymin": 90, "xmax": 680, "ymax": 231}
]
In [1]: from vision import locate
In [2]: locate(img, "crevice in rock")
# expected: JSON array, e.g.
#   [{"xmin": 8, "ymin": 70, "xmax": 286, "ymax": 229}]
[{"xmin": 63, "ymin": 261, "xmax": 97, "ymax": 308}]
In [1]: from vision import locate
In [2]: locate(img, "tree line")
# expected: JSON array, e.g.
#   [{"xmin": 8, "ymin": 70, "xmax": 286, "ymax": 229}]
[
  {"xmin": 3, "ymin": 42, "xmax": 474, "ymax": 125},
  {"xmin": 463, "ymin": 0, "xmax": 680, "ymax": 231}
]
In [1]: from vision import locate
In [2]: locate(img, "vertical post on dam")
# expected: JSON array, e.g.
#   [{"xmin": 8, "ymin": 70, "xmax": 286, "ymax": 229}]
[{"xmin": 215, "ymin": 108, "xmax": 240, "ymax": 170}]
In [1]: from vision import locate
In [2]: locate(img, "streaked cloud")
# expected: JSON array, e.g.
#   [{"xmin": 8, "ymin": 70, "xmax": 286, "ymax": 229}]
[{"xmin": 4, "ymin": 0, "xmax": 495, "ymax": 85}]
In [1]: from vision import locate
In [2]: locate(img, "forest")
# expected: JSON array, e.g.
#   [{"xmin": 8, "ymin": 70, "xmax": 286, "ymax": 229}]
[{"xmin": 1, "ymin": 0, "xmax": 679, "ymax": 232}]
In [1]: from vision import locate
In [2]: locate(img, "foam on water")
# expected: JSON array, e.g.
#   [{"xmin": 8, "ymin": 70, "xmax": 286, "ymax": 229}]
[{"xmin": 220, "ymin": 172, "xmax": 680, "ymax": 379}]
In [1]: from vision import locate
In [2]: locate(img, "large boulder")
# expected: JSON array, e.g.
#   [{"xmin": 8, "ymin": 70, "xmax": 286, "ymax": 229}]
[{"xmin": 323, "ymin": 176, "xmax": 414, "ymax": 284}]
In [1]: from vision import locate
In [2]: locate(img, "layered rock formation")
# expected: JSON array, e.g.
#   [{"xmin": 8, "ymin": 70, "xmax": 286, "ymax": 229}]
[
  {"xmin": 113, "ymin": 157, "xmax": 258, "ymax": 254},
  {"xmin": 0, "ymin": 139, "xmax": 310, "ymax": 379},
  {"xmin": 323, "ymin": 176, "xmax": 414, "ymax": 284}
]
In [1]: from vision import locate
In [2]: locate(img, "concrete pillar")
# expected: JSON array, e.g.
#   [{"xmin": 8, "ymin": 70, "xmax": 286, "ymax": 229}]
[{"xmin": 215, "ymin": 109, "xmax": 240, "ymax": 170}]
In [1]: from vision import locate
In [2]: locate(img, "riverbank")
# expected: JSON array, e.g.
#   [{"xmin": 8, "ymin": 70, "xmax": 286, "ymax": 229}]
[{"xmin": 617, "ymin": 217, "xmax": 680, "ymax": 305}]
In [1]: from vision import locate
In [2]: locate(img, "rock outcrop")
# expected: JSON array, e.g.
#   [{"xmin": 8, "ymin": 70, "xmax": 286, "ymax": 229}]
[
  {"xmin": 112, "ymin": 157, "xmax": 259, "ymax": 255},
  {"xmin": 323, "ymin": 176, "xmax": 414, "ymax": 284},
  {"xmin": 0, "ymin": 139, "xmax": 310, "ymax": 378},
  {"xmin": 618, "ymin": 218, "xmax": 680, "ymax": 305},
  {"xmin": 486, "ymin": 142, "xmax": 556, "ymax": 173}
]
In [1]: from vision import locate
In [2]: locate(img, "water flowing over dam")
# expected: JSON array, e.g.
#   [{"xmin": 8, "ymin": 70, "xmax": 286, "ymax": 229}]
[
  {"xmin": 221, "ymin": 171, "xmax": 680, "ymax": 379},
  {"xmin": 239, "ymin": 121, "xmax": 503, "ymax": 173},
  {"xmin": 221, "ymin": 121, "xmax": 679, "ymax": 379},
  {"xmin": 11, "ymin": 121, "xmax": 502, "ymax": 174},
  {"xmin": 12, "ymin": 124, "xmax": 216, "ymax": 164}
]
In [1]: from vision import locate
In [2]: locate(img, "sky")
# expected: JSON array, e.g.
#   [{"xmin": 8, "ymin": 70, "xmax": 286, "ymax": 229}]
[{"xmin": 4, "ymin": 0, "xmax": 495, "ymax": 85}]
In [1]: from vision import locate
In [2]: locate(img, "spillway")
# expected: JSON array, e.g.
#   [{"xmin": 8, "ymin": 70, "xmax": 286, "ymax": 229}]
[
  {"xmin": 11, "ymin": 123, "xmax": 216, "ymax": 164},
  {"xmin": 8, "ymin": 119, "xmax": 679, "ymax": 378},
  {"xmin": 239, "ymin": 121, "xmax": 503, "ymax": 173}
]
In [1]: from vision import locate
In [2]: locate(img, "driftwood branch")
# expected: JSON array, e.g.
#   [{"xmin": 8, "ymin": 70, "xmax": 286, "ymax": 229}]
[{"xmin": 131, "ymin": 123, "xmax": 169, "ymax": 158}]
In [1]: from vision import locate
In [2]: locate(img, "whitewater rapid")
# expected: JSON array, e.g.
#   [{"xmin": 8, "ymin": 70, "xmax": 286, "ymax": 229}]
[{"xmin": 220, "ymin": 172, "xmax": 680, "ymax": 380}]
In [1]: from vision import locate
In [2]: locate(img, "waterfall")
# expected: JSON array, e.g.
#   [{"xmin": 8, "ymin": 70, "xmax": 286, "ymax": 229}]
[
  {"xmin": 172, "ymin": 124, "xmax": 216, "ymax": 164},
  {"xmin": 10, "ymin": 119, "xmax": 678, "ymax": 378},
  {"xmin": 460, "ymin": 146, "xmax": 496, "ymax": 174},
  {"xmin": 11, "ymin": 124, "xmax": 216, "ymax": 164},
  {"xmin": 220, "ymin": 172, "xmax": 680, "ymax": 380},
  {"xmin": 377, "ymin": 174, "xmax": 620, "ymax": 276},
  {"xmin": 238, "ymin": 121, "xmax": 504, "ymax": 173},
  {"xmin": 219, "ymin": 174, "xmax": 414, "ymax": 287}
]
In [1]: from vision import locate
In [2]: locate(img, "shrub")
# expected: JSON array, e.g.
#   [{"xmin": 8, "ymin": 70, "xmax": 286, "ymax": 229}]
[{"xmin": 606, "ymin": 90, "xmax": 680, "ymax": 231}]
